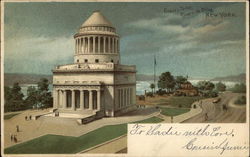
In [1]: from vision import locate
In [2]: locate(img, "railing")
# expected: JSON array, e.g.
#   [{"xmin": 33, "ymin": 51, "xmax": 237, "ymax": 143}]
[
  {"xmin": 55, "ymin": 63, "xmax": 114, "ymax": 71},
  {"xmin": 54, "ymin": 80, "xmax": 102, "ymax": 85},
  {"xmin": 54, "ymin": 63, "xmax": 136, "ymax": 72}
]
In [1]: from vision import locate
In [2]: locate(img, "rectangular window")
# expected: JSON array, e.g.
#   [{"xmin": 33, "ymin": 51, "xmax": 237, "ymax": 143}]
[
  {"xmin": 84, "ymin": 59, "xmax": 88, "ymax": 63},
  {"xmin": 95, "ymin": 59, "xmax": 99, "ymax": 63}
]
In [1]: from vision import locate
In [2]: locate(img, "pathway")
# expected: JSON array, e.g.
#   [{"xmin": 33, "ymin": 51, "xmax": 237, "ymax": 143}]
[
  {"xmin": 183, "ymin": 92, "xmax": 246, "ymax": 123},
  {"xmin": 156, "ymin": 100, "xmax": 203, "ymax": 123},
  {"xmin": 4, "ymin": 107, "xmax": 160, "ymax": 148}
]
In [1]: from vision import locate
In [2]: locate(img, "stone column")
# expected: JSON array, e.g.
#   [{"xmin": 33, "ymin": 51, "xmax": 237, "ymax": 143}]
[
  {"xmin": 117, "ymin": 40, "xmax": 119, "ymax": 53},
  {"xmin": 103, "ymin": 37, "xmax": 106, "ymax": 53},
  {"xmin": 77, "ymin": 39, "xmax": 79, "ymax": 54},
  {"xmin": 80, "ymin": 38, "xmax": 82, "ymax": 54},
  {"xmin": 82, "ymin": 37, "xmax": 86, "ymax": 53},
  {"xmin": 79, "ymin": 38, "xmax": 81, "ymax": 54},
  {"xmin": 88, "ymin": 37, "xmax": 90, "ymax": 53},
  {"xmin": 78, "ymin": 38, "xmax": 80, "ymax": 54},
  {"xmin": 108, "ymin": 37, "xmax": 110, "ymax": 53},
  {"xmin": 114, "ymin": 38, "xmax": 116, "ymax": 53},
  {"xmin": 59, "ymin": 90, "xmax": 62, "ymax": 108},
  {"xmin": 98, "ymin": 36, "xmax": 100, "ymax": 53},
  {"xmin": 116, "ymin": 39, "xmax": 118, "ymax": 53},
  {"xmin": 127, "ymin": 89, "xmax": 129, "ymax": 106},
  {"xmin": 121, "ymin": 89, "xmax": 123, "ymax": 107},
  {"xmin": 71, "ymin": 90, "xmax": 75, "ymax": 110},
  {"xmin": 53, "ymin": 89, "xmax": 58, "ymax": 108},
  {"xmin": 75, "ymin": 39, "xmax": 77, "ymax": 54},
  {"xmin": 80, "ymin": 90, "xmax": 84, "ymax": 110},
  {"xmin": 119, "ymin": 89, "xmax": 122, "ymax": 108},
  {"xmin": 128, "ymin": 88, "xmax": 131, "ymax": 105},
  {"xmin": 123, "ymin": 88, "xmax": 126, "ymax": 106},
  {"xmin": 89, "ymin": 90, "xmax": 93, "ymax": 110},
  {"xmin": 93, "ymin": 36, "xmax": 96, "ymax": 53},
  {"xmin": 112, "ymin": 38, "xmax": 115, "ymax": 53},
  {"xmin": 97, "ymin": 90, "xmax": 101, "ymax": 110},
  {"xmin": 63, "ymin": 90, "xmax": 67, "ymax": 109}
]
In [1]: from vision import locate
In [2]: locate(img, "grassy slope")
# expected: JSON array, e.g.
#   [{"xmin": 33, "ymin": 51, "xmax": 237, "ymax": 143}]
[
  {"xmin": 160, "ymin": 107, "xmax": 190, "ymax": 117},
  {"xmin": 158, "ymin": 96, "xmax": 201, "ymax": 108},
  {"xmin": 5, "ymin": 116, "xmax": 163, "ymax": 154},
  {"xmin": 4, "ymin": 113, "xmax": 20, "ymax": 120}
]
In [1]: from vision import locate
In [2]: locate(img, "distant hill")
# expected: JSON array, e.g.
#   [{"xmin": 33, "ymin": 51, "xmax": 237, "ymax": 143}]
[
  {"xmin": 4, "ymin": 73, "xmax": 159, "ymax": 86},
  {"xmin": 4, "ymin": 73, "xmax": 52, "ymax": 86},
  {"xmin": 210, "ymin": 73, "xmax": 246, "ymax": 82},
  {"xmin": 4, "ymin": 73, "xmax": 245, "ymax": 86}
]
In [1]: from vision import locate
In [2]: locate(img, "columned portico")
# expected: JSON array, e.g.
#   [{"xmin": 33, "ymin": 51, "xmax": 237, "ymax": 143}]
[{"xmin": 54, "ymin": 87, "xmax": 102, "ymax": 112}]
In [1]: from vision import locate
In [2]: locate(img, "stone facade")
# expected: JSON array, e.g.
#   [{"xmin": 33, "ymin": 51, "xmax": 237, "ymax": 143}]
[{"xmin": 52, "ymin": 11, "xmax": 136, "ymax": 117}]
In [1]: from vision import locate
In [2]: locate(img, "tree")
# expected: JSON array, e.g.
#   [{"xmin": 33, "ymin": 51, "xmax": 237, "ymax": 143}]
[
  {"xmin": 197, "ymin": 81, "xmax": 215, "ymax": 91},
  {"xmin": 216, "ymin": 82, "xmax": 226, "ymax": 92},
  {"xmin": 231, "ymin": 83, "xmax": 246, "ymax": 93},
  {"xmin": 37, "ymin": 78, "xmax": 53, "ymax": 109},
  {"xmin": 4, "ymin": 86, "xmax": 12, "ymax": 112},
  {"xmin": 4, "ymin": 83, "xmax": 24, "ymax": 112},
  {"xmin": 150, "ymin": 83, "xmax": 155, "ymax": 93},
  {"xmin": 175, "ymin": 76, "xmax": 188, "ymax": 88},
  {"xmin": 158, "ymin": 72, "xmax": 176, "ymax": 92},
  {"xmin": 24, "ymin": 86, "xmax": 39, "ymax": 109}
]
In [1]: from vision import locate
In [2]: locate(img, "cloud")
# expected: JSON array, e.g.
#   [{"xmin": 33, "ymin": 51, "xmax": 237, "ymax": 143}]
[
  {"xmin": 124, "ymin": 3, "xmax": 245, "ymax": 57},
  {"xmin": 4, "ymin": 2, "xmax": 246, "ymax": 78},
  {"xmin": 5, "ymin": 36, "xmax": 74, "ymax": 74}
]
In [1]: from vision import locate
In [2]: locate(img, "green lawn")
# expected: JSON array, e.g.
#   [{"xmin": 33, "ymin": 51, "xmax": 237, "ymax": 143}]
[
  {"xmin": 4, "ymin": 116, "xmax": 163, "ymax": 154},
  {"xmin": 158, "ymin": 96, "xmax": 202, "ymax": 108},
  {"xmin": 160, "ymin": 107, "xmax": 190, "ymax": 117},
  {"xmin": 4, "ymin": 113, "xmax": 20, "ymax": 120},
  {"xmin": 133, "ymin": 116, "xmax": 164, "ymax": 123}
]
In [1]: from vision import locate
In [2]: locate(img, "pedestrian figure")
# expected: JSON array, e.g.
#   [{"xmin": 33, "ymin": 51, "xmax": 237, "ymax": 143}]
[
  {"xmin": 29, "ymin": 115, "xmax": 32, "ymax": 120},
  {"xmin": 14, "ymin": 135, "xmax": 17, "ymax": 143},
  {"xmin": 171, "ymin": 116, "xmax": 173, "ymax": 123},
  {"xmin": 16, "ymin": 125, "xmax": 19, "ymax": 132},
  {"xmin": 10, "ymin": 133, "xmax": 13, "ymax": 142},
  {"xmin": 205, "ymin": 113, "xmax": 208, "ymax": 121}
]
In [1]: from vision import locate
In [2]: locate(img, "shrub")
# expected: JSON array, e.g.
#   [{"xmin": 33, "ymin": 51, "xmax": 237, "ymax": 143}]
[
  {"xmin": 138, "ymin": 95, "xmax": 145, "ymax": 101},
  {"xmin": 146, "ymin": 92, "xmax": 154, "ymax": 97},
  {"xmin": 156, "ymin": 89, "xmax": 167, "ymax": 96},
  {"xmin": 234, "ymin": 96, "xmax": 246, "ymax": 105},
  {"xmin": 209, "ymin": 90, "xmax": 218, "ymax": 97},
  {"xmin": 201, "ymin": 90, "xmax": 218, "ymax": 98},
  {"xmin": 231, "ymin": 83, "xmax": 246, "ymax": 93}
]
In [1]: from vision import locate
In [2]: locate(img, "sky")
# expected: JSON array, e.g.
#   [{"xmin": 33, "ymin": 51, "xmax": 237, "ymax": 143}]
[{"xmin": 4, "ymin": 2, "xmax": 246, "ymax": 79}]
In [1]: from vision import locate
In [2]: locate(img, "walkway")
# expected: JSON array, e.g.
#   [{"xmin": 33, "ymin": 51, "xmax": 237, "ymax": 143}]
[
  {"xmin": 156, "ymin": 100, "xmax": 203, "ymax": 123},
  {"xmin": 4, "ymin": 107, "xmax": 160, "ymax": 148},
  {"xmin": 183, "ymin": 92, "xmax": 246, "ymax": 123}
]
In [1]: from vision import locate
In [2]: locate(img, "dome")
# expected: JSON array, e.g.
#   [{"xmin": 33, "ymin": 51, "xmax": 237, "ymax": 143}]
[{"xmin": 81, "ymin": 11, "xmax": 114, "ymax": 28}]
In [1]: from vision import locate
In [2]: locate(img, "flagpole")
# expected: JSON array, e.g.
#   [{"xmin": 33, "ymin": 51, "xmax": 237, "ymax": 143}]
[{"xmin": 154, "ymin": 54, "xmax": 156, "ymax": 94}]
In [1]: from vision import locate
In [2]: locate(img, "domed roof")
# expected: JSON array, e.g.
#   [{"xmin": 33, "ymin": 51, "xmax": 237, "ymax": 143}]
[{"xmin": 81, "ymin": 11, "xmax": 114, "ymax": 28}]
